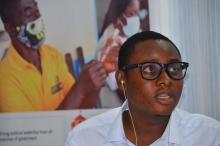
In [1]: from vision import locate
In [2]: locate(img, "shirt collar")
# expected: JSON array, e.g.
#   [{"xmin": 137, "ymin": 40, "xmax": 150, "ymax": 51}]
[
  {"xmin": 8, "ymin": 44, "xmax": 30, "ymax": 68},
  {"xmin": 105, "ymin": 100, "xmax": 183, "ymax": 146},
  {"xmin": 168, "ymin": 108, "xmax": 183, "ymax": 145},
  {"xmin": 158, "ymin": 108, "xmax": 183, "ymax": 146},
  {"xmin": 105, "ymin": 101, "xmax": 128, "ymax": 144},
  {"xmin": 8, "ymin": 43, "xmax": 44, "ymax": 69}
]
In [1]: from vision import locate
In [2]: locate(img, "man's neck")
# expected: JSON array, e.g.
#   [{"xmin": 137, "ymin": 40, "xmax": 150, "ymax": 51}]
[
  {"xmin": 12, "ymin": 40, "xmax": 42, "ymax": 73},
  {"xmin": 123, "ymin": 110, "xmax": 170, "ymax": 146}
]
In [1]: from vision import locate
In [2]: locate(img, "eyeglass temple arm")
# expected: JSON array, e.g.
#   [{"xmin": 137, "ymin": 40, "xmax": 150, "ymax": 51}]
[{"xmin": 122, "ymin": 64, "xmax": 140, "ymax": 71}]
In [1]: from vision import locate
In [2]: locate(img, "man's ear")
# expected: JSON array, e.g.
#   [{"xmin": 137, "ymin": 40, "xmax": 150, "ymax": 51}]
[
  {"xmin": 115, "ymin": 70, "xmax": 126, "ymax": 90},
  {"xmin": 4, "ymin": 23, "xmax": 16, "ymax": 37}
]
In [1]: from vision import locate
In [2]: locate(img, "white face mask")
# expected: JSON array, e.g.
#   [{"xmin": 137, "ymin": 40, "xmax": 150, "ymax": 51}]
[
  {"xmin": 16, "ymin": 17, "xmax": 45, "ymax": 49},
  {"xmin": 123, "ymin": 15, "xmax": 140, "ymax": 37}
]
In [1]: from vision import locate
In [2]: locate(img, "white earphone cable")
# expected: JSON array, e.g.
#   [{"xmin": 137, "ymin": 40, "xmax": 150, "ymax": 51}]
[
  {"xmin": 121, "ymin": 82, "xmax": 171, "ymax": 146},
  {"xmin": 122, "ymin": 83, "xmax": 138, "ymax": 146}
]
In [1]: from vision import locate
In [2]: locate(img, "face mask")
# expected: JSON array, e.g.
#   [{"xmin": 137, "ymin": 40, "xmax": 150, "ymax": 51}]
[
  {"xmin": 122, "ymin": 15, "xmax": 140, "ymax": 37},
  {"xmin": 15, "ymin": 17, "xmax": 45, "ymax": 49}
]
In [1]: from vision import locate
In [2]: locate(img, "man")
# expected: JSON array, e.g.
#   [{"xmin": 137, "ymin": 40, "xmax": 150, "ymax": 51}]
[
  {"xmin": 0, "ymin": 0, "xmax": 107, "ymax": 112},
  {"xmin": 66, "ymin": 31, "xmax": 220, "ymax": 146}
]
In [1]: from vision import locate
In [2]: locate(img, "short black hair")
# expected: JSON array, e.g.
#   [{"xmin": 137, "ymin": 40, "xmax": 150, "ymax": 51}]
[
  {"xmin": 0, "ymin": 0, "xmax": 15, "ymax": 23},
  {"xmin": 0, "ymin": 0, "xmax": 7, "ymax": 22},
  {"xmin": 118, "ymin": 31, "xmax": 181, "ymax": 70}
]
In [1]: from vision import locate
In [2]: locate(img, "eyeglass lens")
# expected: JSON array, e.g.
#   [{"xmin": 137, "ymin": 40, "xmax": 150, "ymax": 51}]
[{"xmin": 141, "ymin": 62, "xmax": 187, "ymax": 80}]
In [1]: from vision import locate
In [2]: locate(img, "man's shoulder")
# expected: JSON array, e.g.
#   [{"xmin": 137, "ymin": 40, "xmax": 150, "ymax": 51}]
[
  {"xmin": 66, "ymin": 107, "xmax": 121, "ymax": 145},
  {"xmin": 41, "ymin": 44, "xmax": 64, "ymax": 59},
  {"xmin": 175, "ymin": 108, "xmax": 220, "ymax": 130},
  {"xmin": 41, "ymin": 44, "xmax": 60, "ymax": 53},
  {"xmin": 173, "ymin": 108, "xmax": 220, "ymax": 144},
  {"xmin": 74, "ymin": 107, "xmax": 120, "ymax": 132}
]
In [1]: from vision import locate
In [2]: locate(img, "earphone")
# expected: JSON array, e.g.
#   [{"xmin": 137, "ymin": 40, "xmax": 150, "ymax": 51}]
[
  {"xmin": 120, "ymin": 80, "xmax": 138, "ymax": 146},
  {"xmin": 120, "ymin": 80, "xmax": 170, "ymax": 146},
  {"xmin": 121, "ymin": 81, "xmax": 126, "ymax": 99}
]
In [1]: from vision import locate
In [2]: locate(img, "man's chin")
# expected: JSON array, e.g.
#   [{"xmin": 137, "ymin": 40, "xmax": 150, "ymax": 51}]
[{"xmin": 154, "ymin": 107, "xmax": 175, "ymax": 116}]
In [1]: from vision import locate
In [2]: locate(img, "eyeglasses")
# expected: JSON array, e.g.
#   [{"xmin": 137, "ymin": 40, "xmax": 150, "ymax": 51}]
[{"xmin": 122, "ymin": 61, "xmax": 189, "ymax": 80}]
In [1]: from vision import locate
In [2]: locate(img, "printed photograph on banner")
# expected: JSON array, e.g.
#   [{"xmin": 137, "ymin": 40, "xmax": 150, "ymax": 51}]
[
  {"xmin": 0, "ymin": 0, "xmax": 100, "ymax": 113},
  {"xmin": 0, "ymin": 0, "xmax": 150, "ymax": 113},
  {"xmin": 95, "ymin": 0, "xmax": 150, "ymax": 108}
]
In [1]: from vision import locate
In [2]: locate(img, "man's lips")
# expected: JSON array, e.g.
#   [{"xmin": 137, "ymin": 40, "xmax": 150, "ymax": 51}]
[{"xmin": 155, "ymin": 93, "xmax": 174, "ymax": 105}]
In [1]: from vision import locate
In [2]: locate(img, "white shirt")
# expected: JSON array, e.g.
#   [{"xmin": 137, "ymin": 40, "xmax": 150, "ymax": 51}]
[{"xmin": 66, "ymin": 101, "xmax": 220, "ymax": 146}]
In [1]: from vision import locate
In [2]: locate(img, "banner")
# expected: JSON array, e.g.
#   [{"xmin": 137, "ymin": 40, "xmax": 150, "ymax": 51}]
[
  {"xmin": 0, "ymin": 109, "xmax": 107, "ymax": 146},
  {"xmin": 0, "ymin": 0, "xmax": 149, "ymax": 145}
]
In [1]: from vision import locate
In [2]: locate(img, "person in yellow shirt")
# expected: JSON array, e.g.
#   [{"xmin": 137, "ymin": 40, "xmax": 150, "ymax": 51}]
[{"xmin": 0, "ymin": 0, "xmax": 107, "ymax": 112}]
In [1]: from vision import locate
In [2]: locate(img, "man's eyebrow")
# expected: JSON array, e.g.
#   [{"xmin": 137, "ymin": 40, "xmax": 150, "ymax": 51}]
[{"xmin": 169, "ymin": 59, "xmax": 181, "ymax": 62}]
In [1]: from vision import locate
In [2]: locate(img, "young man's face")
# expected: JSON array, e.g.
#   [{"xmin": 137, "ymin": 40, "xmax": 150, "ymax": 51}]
[
  {"xmin": 125, "ymin": 39, "xmax": 183, "ymax": 116},
  {"xmin": 5, "ymin": 0, "xmax": 41, "ymax": 26}
]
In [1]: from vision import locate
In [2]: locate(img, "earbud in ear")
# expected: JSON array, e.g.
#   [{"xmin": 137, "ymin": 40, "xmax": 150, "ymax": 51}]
[
  {"xmin": 121, "ymin": 80, "xmax": 126, "ymax": 99},
  {"xmin": 121, "ymin": 81, "xmax": 125, "ymax": 88}
]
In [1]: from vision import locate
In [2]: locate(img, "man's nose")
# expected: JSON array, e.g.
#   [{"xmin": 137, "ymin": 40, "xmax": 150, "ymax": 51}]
[{"xmin": 156, "ymin": 69, "xmax": 171, "ymax": 87}]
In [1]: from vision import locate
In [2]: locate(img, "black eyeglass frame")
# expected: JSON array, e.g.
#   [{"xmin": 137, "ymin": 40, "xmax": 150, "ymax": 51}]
[{"xmin": 122, "ymin": 61, "xmax": 189, "ymax": 80}]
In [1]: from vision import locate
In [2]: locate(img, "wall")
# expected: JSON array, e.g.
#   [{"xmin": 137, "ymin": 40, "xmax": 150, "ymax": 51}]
[
  {"xmin": 0, "ymin": 21, "xmax": 10, "ymax": 60},
  {"xmin": 95, "ymin": 0, "xmax": 111, "ymax": 34}
]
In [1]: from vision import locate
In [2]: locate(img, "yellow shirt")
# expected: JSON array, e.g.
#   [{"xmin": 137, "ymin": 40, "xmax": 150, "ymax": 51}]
[{"xmin": 0, "ymin": 44, "xmax": 75, "ymax": 112}]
